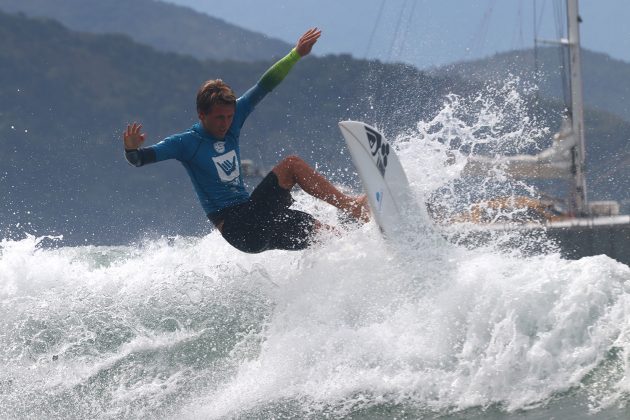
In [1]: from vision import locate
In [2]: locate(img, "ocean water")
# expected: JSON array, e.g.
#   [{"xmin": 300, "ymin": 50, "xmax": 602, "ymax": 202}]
[{"xmin": 2, "ymin": 85, "xmax": 630, "ymax": 419}]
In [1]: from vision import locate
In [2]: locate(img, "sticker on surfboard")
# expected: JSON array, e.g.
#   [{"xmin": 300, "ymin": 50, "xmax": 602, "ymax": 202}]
[{"xmin": 339, "ymin": 121, "xmax": 413, "ymax": 236}]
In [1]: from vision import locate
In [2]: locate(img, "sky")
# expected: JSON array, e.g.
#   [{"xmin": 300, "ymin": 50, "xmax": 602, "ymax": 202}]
[{"xmin": 164, "ymin": 0, "xmax": 630, "ymax": 68}]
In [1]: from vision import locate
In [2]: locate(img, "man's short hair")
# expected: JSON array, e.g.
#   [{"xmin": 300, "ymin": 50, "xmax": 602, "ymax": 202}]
[{"xmin": 196, "ymin": 79, "xmax": 236, "ymax": 114}]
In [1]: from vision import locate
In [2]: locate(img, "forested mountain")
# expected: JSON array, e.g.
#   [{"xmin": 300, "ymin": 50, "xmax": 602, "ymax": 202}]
[
  {"xmin": 0, "ymin": 0, "xmax": 291, "ymax": 61},
  {"xmin": 1, "ymin": 11, "xmax": 628, "ymax": 245}
]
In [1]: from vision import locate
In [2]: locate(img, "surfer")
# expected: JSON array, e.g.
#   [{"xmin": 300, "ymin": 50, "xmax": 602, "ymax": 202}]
[{"xmin": 122, "ymin": 28, "xmax": 368, "ymax": 253}]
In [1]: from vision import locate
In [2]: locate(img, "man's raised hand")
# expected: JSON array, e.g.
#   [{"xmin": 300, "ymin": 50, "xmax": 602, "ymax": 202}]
[
  {"xmin": 295, "ymin": 28, "xmax": 321, "ymax": 57},
  {"xmin": 124, "ymin": 122, "xmax": 146, "ymax": 150}
]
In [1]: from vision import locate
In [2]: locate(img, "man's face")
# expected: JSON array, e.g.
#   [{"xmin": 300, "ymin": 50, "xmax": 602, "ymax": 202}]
[{"xmin": 199, "ymin": 104, "xmax": 235, "ymax": 139}]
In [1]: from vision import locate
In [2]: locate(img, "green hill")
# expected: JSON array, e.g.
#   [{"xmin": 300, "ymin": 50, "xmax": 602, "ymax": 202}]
[{"xmin": 0, "ymin": 0, "xmax": 292, "ymax": 61}]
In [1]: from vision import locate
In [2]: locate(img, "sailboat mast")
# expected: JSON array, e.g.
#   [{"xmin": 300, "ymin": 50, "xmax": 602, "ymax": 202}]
[{"xmin": 566, "ymin": 0, "xmax": 588, "ymax": 215}]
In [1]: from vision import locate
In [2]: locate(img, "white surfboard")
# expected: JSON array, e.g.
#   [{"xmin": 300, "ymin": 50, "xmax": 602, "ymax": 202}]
[{"xmin": 339, "ymin": 121, "xmax": 413, "ymax": 237}]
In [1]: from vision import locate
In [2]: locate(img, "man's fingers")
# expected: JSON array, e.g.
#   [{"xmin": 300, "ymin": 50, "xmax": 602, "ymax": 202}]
[
  {"xmin": 127, "ymin": 122, "xmax": 143, "ymax": 137},
  {"xmin": 296, "ymin": 28, "xmax": 321, "ymax": 56},
  {"xmin": 299, "ymin": 28, "xmax": 320, "ymax": 42},
  {"xmin": 308, "ymin": 28, "xmax": 321, "ymax": 37},
  {"xmin": 124, "ymin": 122, "xmax": 145, "ymax": 147},
  {"xmin": 303, "ymin": 35, "xmax": 320, "ymax": 45},
  {"xmin": 301, "ymin": 27, "xmax": 316, "ymax": 38},
  {"xmin": 301, "ymin": 30, "xmax": 321, "ymax": 42}
]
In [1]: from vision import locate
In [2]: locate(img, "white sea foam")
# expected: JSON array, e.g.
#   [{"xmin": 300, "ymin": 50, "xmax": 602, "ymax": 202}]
[{"xmin": 184, "ymin": 239, "xmax": 629, "ymax": 418}]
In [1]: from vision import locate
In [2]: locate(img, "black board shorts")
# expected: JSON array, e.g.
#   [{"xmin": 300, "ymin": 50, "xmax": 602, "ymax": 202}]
[{"xmin": 208, "ymin": 172, "xmax": 316, "ymax": 253}]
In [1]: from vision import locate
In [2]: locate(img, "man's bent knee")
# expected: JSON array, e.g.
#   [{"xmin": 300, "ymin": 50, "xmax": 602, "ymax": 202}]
[
  {"xmin": 280, "ymin": 155, "xmax": 306, "ymax": 170},
  {"xmin": 272, "ymin": 155, "xmax": 308, "ymax": 189}
]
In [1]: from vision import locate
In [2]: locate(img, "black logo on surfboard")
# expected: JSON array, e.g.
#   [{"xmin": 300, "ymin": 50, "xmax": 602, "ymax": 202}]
[{"xmin": 365, "ymin": 126, "xmax": 389, "ymax": 177}]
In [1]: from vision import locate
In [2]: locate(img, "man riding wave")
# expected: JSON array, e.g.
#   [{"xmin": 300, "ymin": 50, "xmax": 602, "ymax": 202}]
[{"xmin": 123, "ymin": 28, "xmax": 368, "ymax": 253}]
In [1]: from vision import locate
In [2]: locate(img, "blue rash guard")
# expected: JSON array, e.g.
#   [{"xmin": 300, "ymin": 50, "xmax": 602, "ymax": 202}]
[{"xmin": 126, "ymin": 49, "xmax": 301, "ymax": 217}]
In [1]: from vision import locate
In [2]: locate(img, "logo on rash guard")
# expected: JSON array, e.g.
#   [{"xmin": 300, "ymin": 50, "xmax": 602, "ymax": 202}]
[{"xmin": 212, "ymin": 150, "xmax": 240, "ymax": 182}]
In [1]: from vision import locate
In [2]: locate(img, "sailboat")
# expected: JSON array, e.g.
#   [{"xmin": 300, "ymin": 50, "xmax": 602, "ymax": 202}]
[{"xmin": 455, "ymin": 0, "xmax": 630, "ymax": 264}]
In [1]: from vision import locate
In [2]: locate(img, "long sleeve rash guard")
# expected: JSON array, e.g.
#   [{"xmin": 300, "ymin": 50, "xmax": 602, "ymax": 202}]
[{"xmin": 125, "ymin": 48, "xmax": 301, "ymax": 216}]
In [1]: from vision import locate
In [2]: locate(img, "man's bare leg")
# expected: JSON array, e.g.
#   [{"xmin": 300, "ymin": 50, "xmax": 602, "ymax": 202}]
[{"xmin": 272, "ymin": 155, "xmax": 369, "ymax": 222}]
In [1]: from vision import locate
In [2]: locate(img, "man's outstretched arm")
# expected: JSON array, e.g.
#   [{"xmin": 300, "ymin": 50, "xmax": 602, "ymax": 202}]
[
  {"xmin": 123, "ymin": 122, "xmax": 184, "ymax": 166},
  {"xmin": 258, "ymin": 27, "xmax": 321, "ymax": 92},
  {"xmin": 240, "ymin": 28, "xmax": 322, "ymax": 109},
  {"xmin": 123, "ymin": 122, "xmax": 156, "ymax": 167}
]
